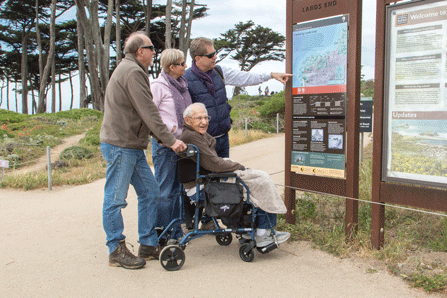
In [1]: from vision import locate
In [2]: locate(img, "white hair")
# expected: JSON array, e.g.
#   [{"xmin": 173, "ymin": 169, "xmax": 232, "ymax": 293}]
[{"xmin": 183, "ymin": 103, "xmax": 207, "ymax": 119}]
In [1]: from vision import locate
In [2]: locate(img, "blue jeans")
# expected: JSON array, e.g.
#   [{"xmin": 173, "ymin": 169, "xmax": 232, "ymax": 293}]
[
  {"xmin": 101, "ymin": 142, "xmax": 159, "ymax": 253},
  {"xmin": 151, "ymin": 139, "xmax": 183, "ymax": 240},
  {"xmin": 257, "ymin": 209, "xmax": 277, "ymax": 229},
  {"xmin": 214, "ymin": 133, "xmax": 230, "ymax": 158}
]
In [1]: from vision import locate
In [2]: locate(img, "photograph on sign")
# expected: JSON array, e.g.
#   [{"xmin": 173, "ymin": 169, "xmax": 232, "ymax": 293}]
[
  {"xmin": 383, "ymin": 0, "xmax": 447, "ymax": 188},
  {"xmin": 290, "ymin": 14, "xmax": 348, "ymax": 179}
]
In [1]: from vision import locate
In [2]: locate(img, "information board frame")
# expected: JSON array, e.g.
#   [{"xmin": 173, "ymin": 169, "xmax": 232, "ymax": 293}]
[
  {"xmin": 285, "ymin": 0, "xmax": 362, "ymax": 237},
  {"xmin": 371, "ymin": 0, "xmax": 447, "ymax": 249}
]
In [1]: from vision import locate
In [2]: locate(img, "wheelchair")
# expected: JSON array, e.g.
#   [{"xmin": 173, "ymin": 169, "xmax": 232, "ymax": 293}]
[{"xmin": 156, "ymin": 144, "xmax": 280, "ymax": 271}]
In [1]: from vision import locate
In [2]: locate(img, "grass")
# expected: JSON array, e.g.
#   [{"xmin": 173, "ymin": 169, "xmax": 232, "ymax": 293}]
[
  {"xmin": 0, "ymin": 106, "xmax": 272, "ymax": 190},
  {"xmin": 276, "ymin": 142, "xmax": 447, "ymax": 294}
]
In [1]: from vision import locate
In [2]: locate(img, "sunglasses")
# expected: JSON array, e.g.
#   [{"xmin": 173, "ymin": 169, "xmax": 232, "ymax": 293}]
[
  {"xmin": 140, "ymin": 45, "xmax": 155, "ymax": 51},
  {"xmin": 174, "ymin": 61, "xmax": 186, "ymax": 66},
  {"xmin": 201, "ymin": 51, "xmax": 216, "ymax": 59}
]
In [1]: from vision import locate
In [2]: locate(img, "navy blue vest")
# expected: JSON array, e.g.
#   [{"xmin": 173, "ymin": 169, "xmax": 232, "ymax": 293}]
[{"xmin": 185, "ymin": 66, "xmax": 231, "ymax": 137}]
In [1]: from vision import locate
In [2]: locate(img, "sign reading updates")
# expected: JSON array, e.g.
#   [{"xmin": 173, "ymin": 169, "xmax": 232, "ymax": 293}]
[{"xmin": 290, "ymin": 15, "xmax": 348, "ymax": 179}]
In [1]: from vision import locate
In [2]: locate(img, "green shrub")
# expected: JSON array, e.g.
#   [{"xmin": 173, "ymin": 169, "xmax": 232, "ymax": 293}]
[
  {"xmin": 296, "ymin": 198, "xmax": 317, "ymax": 220},
  {"xmin": 258, "ymin": 91, "xmax": 285, "ymax": 118},
  {"xmin": 80, "ymin": 122, "xmax": 101, "ymax": 146},
  {"xmin": 248, "ymin": 120, "xmax": 275, "ymax": 133},
  {"xmin": 42, "ymin": 108, "xmax": 103, "ymax": 121},
  {"xmin": 60, "ymin": 146, "xmax": 93, "ymax": 160},
  {"xmin": 0, "ymin": 109, "xmax": 32, "ymax": 124}
]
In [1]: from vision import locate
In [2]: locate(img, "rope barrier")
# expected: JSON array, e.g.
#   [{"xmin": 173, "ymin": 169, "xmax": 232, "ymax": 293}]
[{"xmin": 268, "ymin": 169, "xmax": 447, "ymax": 218}]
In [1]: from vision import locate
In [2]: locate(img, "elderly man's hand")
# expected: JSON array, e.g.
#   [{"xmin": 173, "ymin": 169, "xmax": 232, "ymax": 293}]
[
  {"xmin": 271, "ymin": 73, "xmax": 293, "ymax": 85},
  {"xmin": 170, "ymin": 139, "xmax": 187, "ymax": 153}
]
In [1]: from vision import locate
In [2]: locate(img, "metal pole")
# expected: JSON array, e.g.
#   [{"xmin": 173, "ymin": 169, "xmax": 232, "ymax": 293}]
[
  {"xmin": 47, "ymin": 146, "xmax": 52, "ymax": 190},
  {"xmin": 245, "ymin": 118, "xmax": 248, "ymax": 138}
]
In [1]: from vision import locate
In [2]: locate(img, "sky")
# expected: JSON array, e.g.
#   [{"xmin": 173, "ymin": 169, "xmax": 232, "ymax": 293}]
[{"xmin": 0, "ymin": 0, "xmax": 377, "ymax": 112}]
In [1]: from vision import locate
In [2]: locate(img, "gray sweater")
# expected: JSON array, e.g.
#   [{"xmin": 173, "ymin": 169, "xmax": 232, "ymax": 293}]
[{"xmin": 100, "ymin": 54, "xmax": 176, "ymax": 150}]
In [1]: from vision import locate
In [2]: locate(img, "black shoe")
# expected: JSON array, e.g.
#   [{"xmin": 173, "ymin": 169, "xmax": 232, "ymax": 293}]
[
  {"xmin": 109, "ymin": 240, "xmax": 146, "ymax": 269},
  {"xmin": 138, "ymin": 244, "xmax": 160, "ymax": 260}
]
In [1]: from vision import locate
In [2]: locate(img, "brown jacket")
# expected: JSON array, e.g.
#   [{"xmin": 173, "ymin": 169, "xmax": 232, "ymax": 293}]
[
  {"xmin": 100, "ymin": 54, "xmax": 176, "ymax": 149},
  {"xmin": 180, "ymin": 124, "xmax": 244, "ymax": 173}
]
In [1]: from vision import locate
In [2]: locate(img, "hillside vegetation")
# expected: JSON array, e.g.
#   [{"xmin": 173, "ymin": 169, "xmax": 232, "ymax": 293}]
[{"xmin": 0, "ymin": 93, "xmax": 284, "ymax": 189}]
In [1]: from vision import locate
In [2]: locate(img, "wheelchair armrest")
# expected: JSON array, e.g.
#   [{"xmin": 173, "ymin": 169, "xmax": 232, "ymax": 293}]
[{"xmin": 206, "ymin": 172, "xmax": 238, "ymax": 179}]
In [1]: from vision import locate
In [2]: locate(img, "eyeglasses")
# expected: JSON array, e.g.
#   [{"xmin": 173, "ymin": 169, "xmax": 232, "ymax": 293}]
[
  {"xmin": 140, "ymin": 45, "xmax": 155, "ymax": 51},
  {"xmin": 189, "ymin": 116, "xmax": 211, "ymax": 121},
  {"xmin": 174, "ymin": 61, "xmax": 186, "ymax": 66},
  {"xmin": 200, "ymin": 51, "xmax": 216, "ymax": 59}
]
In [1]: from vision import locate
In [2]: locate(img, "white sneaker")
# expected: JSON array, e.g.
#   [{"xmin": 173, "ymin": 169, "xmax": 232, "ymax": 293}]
[
  {"xmin": 271, "ymin": 230, "xmax": 290, "ymax": 244},
  {"xmin": 255, "ymin": 232, "xmax": 275, "ymax": 247},
  {"xmin": 255, "ymin": 230, "xmax": 290, "ymax": 247}
]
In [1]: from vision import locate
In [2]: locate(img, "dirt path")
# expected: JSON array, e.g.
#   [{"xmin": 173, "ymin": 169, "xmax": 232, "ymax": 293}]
[{"xmin": 8, "ymin": 131, "xmax": 88, "ymax": 176}]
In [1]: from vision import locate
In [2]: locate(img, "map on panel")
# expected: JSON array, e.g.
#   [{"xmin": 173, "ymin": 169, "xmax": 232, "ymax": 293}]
[{"xmin": 293, "ymin": 17, "xmax": 348, "ymax": 88}]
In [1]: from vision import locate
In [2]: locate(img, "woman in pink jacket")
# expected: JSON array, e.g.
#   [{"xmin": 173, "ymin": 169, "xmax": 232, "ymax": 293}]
[{"xmin": 150, "ymin": 49, "xmax": 192, "ymax": 245}]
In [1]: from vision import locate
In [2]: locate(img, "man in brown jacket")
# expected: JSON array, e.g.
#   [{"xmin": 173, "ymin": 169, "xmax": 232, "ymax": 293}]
[{"xmin": 100, "ymin": 31, "xmax": 186, "ymax": 270}]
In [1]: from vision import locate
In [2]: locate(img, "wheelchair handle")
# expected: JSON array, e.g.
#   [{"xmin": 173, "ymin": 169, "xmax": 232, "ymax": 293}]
[{"xmin": 178, "ymin": 144, "xmax": 198, "ymax": 158}]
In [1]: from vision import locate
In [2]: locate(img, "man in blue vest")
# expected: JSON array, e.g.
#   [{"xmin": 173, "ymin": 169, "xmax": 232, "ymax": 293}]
[{"xmin": 185, "ymin": 37, "xmax": 292, "ymax": 158}]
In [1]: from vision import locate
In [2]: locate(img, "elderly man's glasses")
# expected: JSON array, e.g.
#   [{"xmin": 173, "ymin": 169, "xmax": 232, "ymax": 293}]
[
  {"xmin": 140, "ymin": 45, "xmax": 155, "ymax": 51},
  {"xmin": 189, "ymin": 116, "xmax": 211, "ymax": 121},
  {"xmin": 201, "ymin": 51, "xmax": 216, "ymax": 59}
]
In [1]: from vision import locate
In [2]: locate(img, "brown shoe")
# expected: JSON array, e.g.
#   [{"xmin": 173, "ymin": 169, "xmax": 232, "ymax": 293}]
[
  {"xmin": 138, "ymin": 244, "xmax": 160, "ymax": 260},
  {"xmin": 109, "ymin": 240, "xmax": 146, "ymax": 269}
]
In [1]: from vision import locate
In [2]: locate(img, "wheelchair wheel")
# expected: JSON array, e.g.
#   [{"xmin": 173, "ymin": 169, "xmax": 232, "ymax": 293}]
[
  {"xmin": 239, "ymin": 243, "xmax": 255, "ymax": 262},
  {"xmin": 159, "ymin": 245, "xmax": 185, "ymax": 271},
  {"xmin": 216, "ymin": 233, "xmax": 232, "ymax": 246}
]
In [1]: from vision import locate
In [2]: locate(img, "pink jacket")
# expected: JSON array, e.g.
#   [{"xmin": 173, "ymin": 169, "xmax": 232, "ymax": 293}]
[{"xmin": 150, "ymin": 74, "xmax": 192, "ymax": 138}]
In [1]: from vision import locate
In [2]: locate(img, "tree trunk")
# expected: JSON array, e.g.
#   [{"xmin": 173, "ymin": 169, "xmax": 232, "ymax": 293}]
[
  {"xmin": 184, "ymin": 0, "xmax": 195, "ymax": 57},
  {"xmin": 35, "ymin": 0, "xmax": 43, "ymax": 109},
  {"xmin": 15, "ymin": 81, "xmax": 18, "ymax": 112},
  {"xmin": 58, "ymin": 72, "xmax": 62, "ymax": 111},
  {"xmin": 6, "ymin": 77, "xmax": 9, "ymax": 110},
  {"xmin": 21, "ymin": 33, "xmax": 29, "ymax": 114},
  {"xmin": 69, "ymin": 71, "xmax": 74, "ymax": 110},
  {"xmin": 75, "ymin": 0, "xmax": 104, "ymax": 112},
  {"xmin": 165, "ymin": 0, "xmax": 172, "ymax": 49},
  {"xmin": 31, "ymin": 87, "xmax": 37, "ymax": 114},
  {"xmin": 102, "ymin": 0, "xmax": 113, "ymax": 86},
  {"xmin": 0, "ymin": 81, "xmax": 4, "ymax": 107},
  {"xmin": 145, "ymin": 0, "xmax": 152, "ymax": 36},
  {"xmin": 37, "ymin": 0, "xmax": 57, "ymax": 113},
  {"xmin": 51, "ymin": 54, "xmax": 56, "ymax": 113},
  {"xmin": 76, "ymin": 6, "xmax": 86, "ymax": 109},
  {"xmin": 178, "ymin": 0, "xmax": 187, "ymax": 52},
  {"xmin": 115, "ymin": 0, "xmax": 122, "ymax": 63}
]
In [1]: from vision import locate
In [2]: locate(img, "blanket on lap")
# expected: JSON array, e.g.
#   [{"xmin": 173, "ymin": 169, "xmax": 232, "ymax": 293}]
[{"xmin": 233, "ymin": 169, "xmax": 287, "ymax": 214}]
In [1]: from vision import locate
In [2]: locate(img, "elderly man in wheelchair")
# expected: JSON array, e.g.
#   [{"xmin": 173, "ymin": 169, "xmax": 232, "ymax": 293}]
[{"xmin": 179, "ymin": 102, "xmax": 290, "ymax": 248}]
